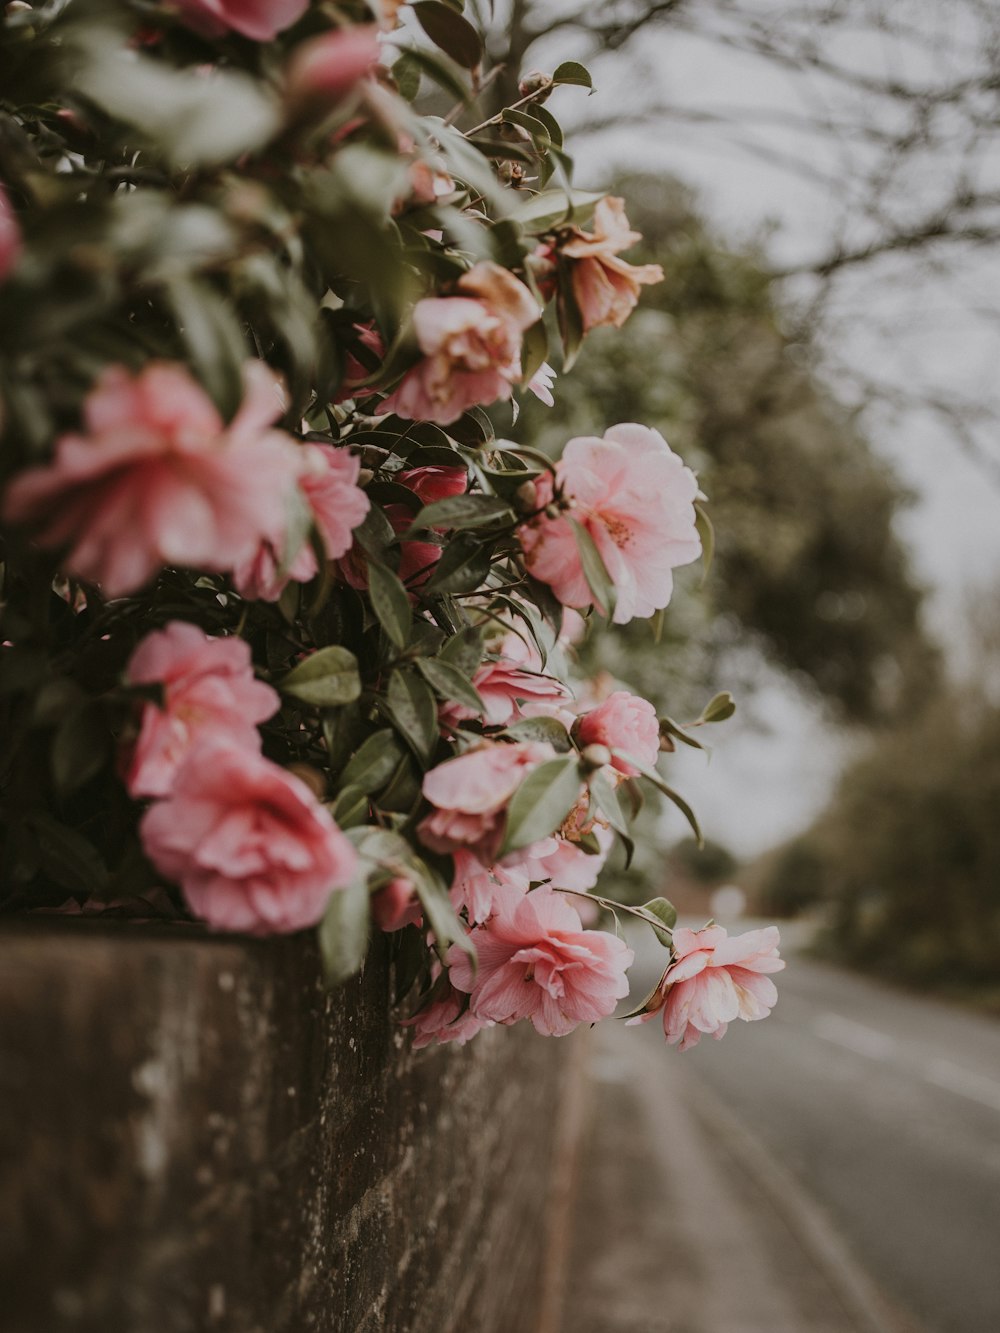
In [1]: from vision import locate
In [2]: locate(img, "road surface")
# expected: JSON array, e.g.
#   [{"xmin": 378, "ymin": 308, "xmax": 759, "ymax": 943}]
[{"xmin": 558, "ymin": 926, "xmax": 1000, "ymax": 1333}]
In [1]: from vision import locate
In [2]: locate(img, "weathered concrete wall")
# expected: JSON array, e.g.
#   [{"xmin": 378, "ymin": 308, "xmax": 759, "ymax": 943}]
[{"xmin": 0, "ymin": 921, "xmax": 581, "ymax": 1333}]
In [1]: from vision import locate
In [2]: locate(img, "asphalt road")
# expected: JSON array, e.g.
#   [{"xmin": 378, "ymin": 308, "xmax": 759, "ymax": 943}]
[{"xmin": 559, "ymin": 925, "xmax": 1000, "ymax": 1333}]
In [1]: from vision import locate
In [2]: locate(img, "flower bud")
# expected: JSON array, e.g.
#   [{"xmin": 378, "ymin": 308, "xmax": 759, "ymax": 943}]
[
  {"xmin": 518, "ymin": 70, "xmax": 552, "ymax": 101},
  {"xmin": 515, "ymin": 479, "xmax": 537, "ymax": 512},
  {"xmin": 580, "ymin": 743, "xmax": 612, "ymax": 772}
]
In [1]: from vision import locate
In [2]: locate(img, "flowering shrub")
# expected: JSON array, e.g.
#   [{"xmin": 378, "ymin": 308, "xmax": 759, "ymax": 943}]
[{"xmin": 0, "ymin": 2, "xmax": 781, "ymax": 1049}]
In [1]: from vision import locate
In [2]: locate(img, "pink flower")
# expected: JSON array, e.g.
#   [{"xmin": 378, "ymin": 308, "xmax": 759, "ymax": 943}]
[
  {"xmin": 519, "ymin": 423, "xmax": 701, "ymax": 624},
  {"xmin": 406, "ymin": 968, "xmax": 493, "ymax": 1049},
  {"xmin": 576, "ymin": 690, "xmax": 659, "ymax": 777},
  {"xmin": 520, "ymin": 828, "xmax": 613, "ymax": 895},
  {"xmin": 526, "ymin": 362, "xmax": 556, "ymax": 407},
  {"xmin": 140, "ymin": 739, "xmax": 357, "ymax": 935},
  {"xmin": 418, "ymin": 739, "xmax": 556, "ymax": 864},
  {"xmin": 2, "ymin": 361, "xmax": 300, "ymax": 598},
  {"xmin": 173, "ymin": 0, "xmax": 309, "ymax": 41},
  {"xmin": 395, "ymin": 464, "xmax": 467, "ymax": 504},
  {"xmin": 632, "ymin": 924, "xmax": 785, "ymax": 1051},
  {"xmin": 232, "ymin": 444, "xmax": 370, "ymax": 602},
  {"xmin": 381, "ymin": 262, "xmax": 541, "ymax": 425},
  {"xmin": 285, "ymin": 26, "xmax": 380, "ymax": 106},
  {"xmin": 372, "ymin": 876, "xmax": 423, "ymax": 932},
  {"xmin": 0, "ymin": 183, "xmax": 21, "ymax": 284},
  {"xmin": 441, "ymin": 631, "xmax": 568, "ymax": 728},
  {"xmin": 449, "ymin": 849, "xmax": 530, "ymax": 925},
  {"xmin": 560, "ymin": 197, "xmax": 663, "ymax": 332},
  {"xmin": 449, "ymin": 885, "xmax": 633, "ymax": 1036},
  {"xmin": 123, "ymin": 621, "xmax": 279, "ymax": 799}
]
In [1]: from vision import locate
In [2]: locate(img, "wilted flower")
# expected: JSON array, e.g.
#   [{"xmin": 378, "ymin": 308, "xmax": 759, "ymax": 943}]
[
  {"xmin": 448, "ymin": 885, "xmax": 633, "ymax": 1036},
  {"xmin": 630, "ymin": 924, "xmax": 785, "ymax": 1051},
  {"xmin": 123, "ymin": 621, "xmax": 279, "ymax": 798},
  {"xmin": 519, "ymin": 423, "xmax": 701, "ymax": 624},
  {"xmin": 381, "ymin": 262, "xmax": 541, "ymax": 425},
  {"xmin": 560, "ymin": 196, "xmax": 663, "ymax": 331},
  {"xmin": 140, "ymin": 738, "xmax": 357, "ymax": 935},
  {"xmin": 3, "ymin": 360, "xmax": 300, "ymax": 598}
]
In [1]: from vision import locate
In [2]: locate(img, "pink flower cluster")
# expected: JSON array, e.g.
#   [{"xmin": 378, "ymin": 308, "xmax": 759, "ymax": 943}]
[
  {"xmin": 520, "ymin": 423, "xmax": 701, "ymax": 624},
  {"xmin": 382, "ymin": 262, "xmax": 541, "ymax": 425},
  {"xmin": 630, "ymin": 924, "xmax": 785, "ymax": 1051},
  {"xmin": 123, "ymin": 622, "xmax": 355, "ymax": 935}
]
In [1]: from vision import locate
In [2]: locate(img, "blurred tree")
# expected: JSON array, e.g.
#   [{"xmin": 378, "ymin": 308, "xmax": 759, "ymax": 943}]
[{"xmin": 519, "ymin": 172, "xmax": 938, "ymax": 724}]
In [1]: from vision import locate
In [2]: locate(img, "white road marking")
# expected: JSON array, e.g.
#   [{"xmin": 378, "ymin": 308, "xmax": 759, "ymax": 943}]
[
  {"xmin": 813, "ymin": 1012, "xmax": 1000, "ymax": 1116},
  {"xmin": 812, "ymin": 1013, "xmax": 897, "ymax": 1060}
]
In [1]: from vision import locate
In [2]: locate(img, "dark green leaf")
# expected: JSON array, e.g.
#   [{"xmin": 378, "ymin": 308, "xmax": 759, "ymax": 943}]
[
  {"xmin": 367, "ymin": 560, "xmax": 412, "ymax": 650},
  {"xmin": 700, "ymin": 691, "xmax": 736, "ymax": 724},
  {"xmin": 504, "ymin": 716, "xmax": 571, "ymax": 751},
  {"xmin": 165, "ymin": 278, "xmax": 247, "ymax": 419},
  {"xmin": 318, "ymin": 877, "xmax": 371, "ymax": 987},
  {"xmin": 404, "ymin": 493, "xmax": 512, "ymax": 535},
  {"xmin": 392, "ymin": 50, "xmax": 423, "ymax": 101},
  {"xmin": 52, "ymin": 702, "xmax": 108, "ymax": 796},
  {"xmin": 412, "ymin": 1, "xmax": 483, "ymax": 68},
  {"xmin": 660, "ymin": 716, "xmax": 706, "ymax": 751},
  {"xmin": 281, "ymin": 646, "xmax": 362, "ymax": 708},
  {"xmin": 439, "ymin": 622, "xmax": 486, "ymax": 675},
  {"xmin": 621, "ymin": 755, "xmax": 703, "ymax": 845},
  {"xmin": 384, "ymin": 669, "xmax": 438, "ymax": 762},
  {"xmin": 569, "ymin": 517, "xmax": 616, "ymax": 620},
  {"xmin": 26, "ymin": 814, "xmax": 110, "ymax": 896},
  {"xmin": 340, "ymin": 729, "xmax": 406, "ymax": 794},
  {"xmin": 424, "ymin": 534, "xmax": 492, "ymax": 595},
  {"xmin": 500, "ymin": 754, "xmax": 583, "ymax": 856},
  {"xmin": 329, "ymin": 786, "xmax": 371, "ymax": 829},
  {"xmin": 552, "ymin": 61, "xmax": 593, "ymax": 89},
  {"xmin": 415, "ymin": 657, "xmax": 485, "ymax": 715},
  {"xmin": 520, "ymin": 319, "xmax": 549, "ymax": 386},
  {"xmin": 640, "ymin": 896, "xmax": 678, "ymax": 941}
]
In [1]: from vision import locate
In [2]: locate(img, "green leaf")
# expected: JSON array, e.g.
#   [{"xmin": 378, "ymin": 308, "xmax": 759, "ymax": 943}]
[
  {"xmin": 404, "ymin": 493, "xmax": 512, "ymax": 535},
  {"xmin": 520, "ymin": 319, "xmax": 549, "ymax": 386},
  {"xmin": 412, "ymin": 1, "xmax": 484, "ymax": 68},
  {"xmin": 588, "ymin": 766, "xmax": 635, "ymax": 868},
  {"xmin": 556, "ymin": 261, "xmax": 585, "ymax": 372},
  {"xmin": 569, "ymin": 518, "xmax": 616, "ymax": 620},
  {"xmin": 621, "ymin": 755, "xmax": 703, "ymax": 845},
  {"xmin": 26, "ymin": 814, "xmax": 110, "ymax": 897},
  {"xmin": 340, "ymin": 729, "xmax": 406, "ymax": 794},
  {"xmin": 660, "ymin": 716, "xmax": 706, "ymax": 751},
  {"xmin": 438, "ymin": 622, "xmax": 486, "ymax": 675},
  {"xmin": 392, "ymin": 50, "xmax": 423, "ymax": 101},
  {"xmin": 501, "ymin": 107, "xmax": 552, "ymax": 148},
  {"xmin": 367, "ymin": 560, "xmax": 412, "ymax": 650},
  {"xmin": 500, "ymin": 755, "xmax": 583, "ymax": 856},
  {"xmin": 318, "ymin": 877, "xmax": 371, "ymax": 987},
  {"xmin": 393, "ymin": 45, "xmax": 471, "ymax": 104},
  {"xmin": 281, "ymin": 646, "xmax": 362, "ymax": 708},
  {"xmin": 504, "ymin": 716, "xmax": 571, "ymax": 752},
  {"xmin": 329, "ymin": 786, "xmax": 370, "ymax": 829},
  {"xmin": 424, "ymin": 534, "xmax": 492, "ymax": 595},
  {"xmin": 52, "ymin": 702, "xmax": 108, "ymax": 796},
  {"xmin": 383, "ymin": 668, "xmax": 438, "ymax": 763},
  {"xmin": 700, "ymin": 691, "xmax": 736, "ymax": 724},
  {"xmin": 509, "ymin": 188, "xmax": 604, "ymax": 234},
  {"xmin": 165, "ymin": 278, "xmax": 247, "ymax": 420},
  {"xmin": 638, "ymin": 897, "xmax": 678, "ymax": 946},
  {"xmin": 410, "ymin": 861, "xmax": 473, "ymax": 960},
  {"xmin": 415, "ymin": 657, "xmax": 485, "ymax": 715},
  {"xmin": 552, "ymin": 61, "xmax": 593, "ymax": 89}
]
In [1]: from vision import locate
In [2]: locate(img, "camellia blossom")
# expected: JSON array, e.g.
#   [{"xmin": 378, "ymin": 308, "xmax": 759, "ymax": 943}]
[
  {"xmin": 560, "ymin": 196, "xmax": 664, "ymax": 332},
  {"xmin": 418, "ymin": 739, "xmax": 556, "ymax": 865},
  {"xmin": 630, "ymin": 924, "xmax": 785, "ymax": 1051},
  {"xmin": 449, "ymin": 849, "xmax": 530, "ymax": 925},
  {"xmin": 331, "ymin": 322, "xmax": 385, "ymax": 405},
  {"xmin": 380, "ymin": 261, "xmax": 541, "ymax": 425},
  {"xmin": 2, "ymin": 360, "xmax": 300, "ymax": 598},
  {"xmin": 519, "ymin": 423, "xmax": 701, "ymax": 624},
  {"xmin": 372, "ymin": 876, "xmax": 423, "ymax": 933},
  {"xmin": 285, "ymin": 26, "xmax": 380, "ymax": 107},
  {"xmin": 173, "ymin": 0, "xmax": 309, "ymax": 42},
  {"xmin": 449, "ymin": 885, "xmax": 633, "ymax": 1036},
  {"xmin": 0, "ymin": 183, "xmax": 21, "ymax": 283},
  {"xmin": 440, "ymin": 630, "xmax": 569, "ymax": 728},
  {"xmin": 140, "ymin": 738, "xmax": 357, "ymax": 935},
  {"xmin": 123, "ymin": 621, "xmax": 279, "ymax": 799},
  {"xmin": 232, "ymin": 444, "xmax": 370, "ymax": 602},
  {"xmin": 576, "ymin": 689, "xmax": 660, "ymax": 777},
  {"xmin": 406, "ymin": 966, "xmax": 494, "ymax": 1049}
]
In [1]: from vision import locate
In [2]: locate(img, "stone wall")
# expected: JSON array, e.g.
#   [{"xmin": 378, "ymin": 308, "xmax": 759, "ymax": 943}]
[{"xmin": 0, "ymin": 921, "xmax": 583, "ymax": 1333}]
